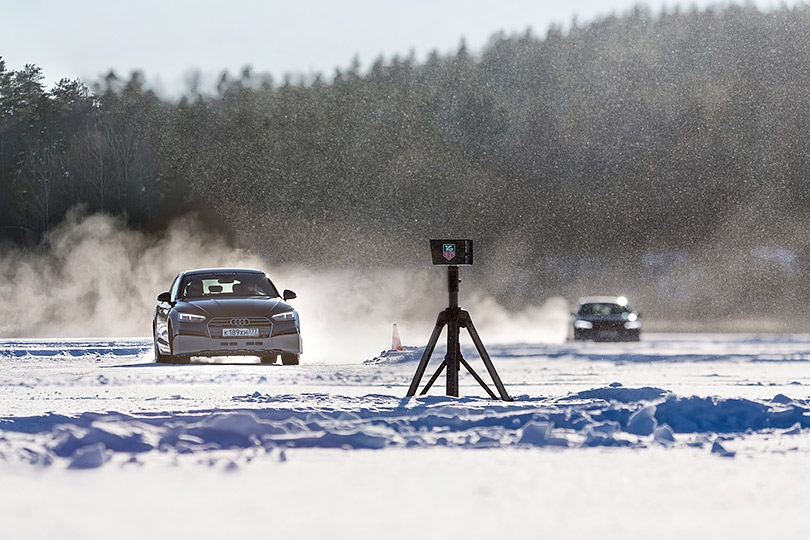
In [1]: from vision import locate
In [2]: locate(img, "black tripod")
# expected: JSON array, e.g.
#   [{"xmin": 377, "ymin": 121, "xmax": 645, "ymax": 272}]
[{"xmin": 406, "ymin": 266, "xmax": 512, "ymax": 401}]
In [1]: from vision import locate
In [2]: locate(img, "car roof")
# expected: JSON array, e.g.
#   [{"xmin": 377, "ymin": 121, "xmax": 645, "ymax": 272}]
[
  {"xmin": 182, "ymin": 268, "xmax": 265, "ymax": 277},
  {"xmin": 577, "ymin": 296, "xmax": 630, "ymax": 306}
]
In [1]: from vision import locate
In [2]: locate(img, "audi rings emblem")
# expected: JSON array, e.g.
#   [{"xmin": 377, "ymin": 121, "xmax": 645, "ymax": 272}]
[{"xmin": 230, "ymin": 318, "xmax": 250, "ymax": 326}]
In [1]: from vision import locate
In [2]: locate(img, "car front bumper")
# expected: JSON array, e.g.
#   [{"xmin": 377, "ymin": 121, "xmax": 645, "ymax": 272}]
[
  {"xmin": 172, "ymin": 333, "xmax": 302, "ymax": 357},
  {"xmin": 573, "ymin": 328, "xmax": 640, "ymax": 342}
]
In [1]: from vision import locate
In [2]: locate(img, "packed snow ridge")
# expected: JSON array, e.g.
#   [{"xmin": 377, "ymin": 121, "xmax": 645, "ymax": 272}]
[{"xmin": 1, "ymin": 386, "xmax": 807, "ymax": 468}]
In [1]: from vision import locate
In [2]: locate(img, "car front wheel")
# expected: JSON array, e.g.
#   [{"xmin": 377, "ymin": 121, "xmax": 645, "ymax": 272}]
[{"xmin": 154, "ymin": 324, "xmax": 171, "ymax": 364}]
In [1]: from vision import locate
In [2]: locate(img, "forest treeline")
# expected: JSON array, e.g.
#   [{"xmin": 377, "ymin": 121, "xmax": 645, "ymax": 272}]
[{"xmin": 3, "ymin": 4, "xmax": 810, "ymax": 318}]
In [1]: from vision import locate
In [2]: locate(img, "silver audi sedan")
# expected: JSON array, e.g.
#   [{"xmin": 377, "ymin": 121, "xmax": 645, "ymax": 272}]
[{"xmin": 153, "ymin": 268, "xmax": 302, "ymax": 364}]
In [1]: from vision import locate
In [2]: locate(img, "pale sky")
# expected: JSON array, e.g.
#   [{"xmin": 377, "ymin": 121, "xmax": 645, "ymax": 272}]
[{"xmin": 0, "ymin": 0, "xmax": 800, "ymax": 96}]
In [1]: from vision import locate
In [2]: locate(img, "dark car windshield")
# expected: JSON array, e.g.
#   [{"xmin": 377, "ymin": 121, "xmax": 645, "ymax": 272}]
[
  {"xmin": 180, "ymin": 273, "xmax": 280, "ymax": 299},
  {"xmin": 578, "ymin": 302, "xmax": 632, "ymax": 316}
]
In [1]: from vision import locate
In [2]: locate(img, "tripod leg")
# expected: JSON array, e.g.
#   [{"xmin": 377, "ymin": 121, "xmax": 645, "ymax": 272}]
[
  {"xmin": 420, "ymin": 359, "xmax": 447, "ymax": 395},
  {"xmin": 458, "ymin": 355, "xmax": 498, "ymax": 400},
  {"xmin": 406, "ymin": 312, "xmax": 446, "ymax": 397},
  {"xmin": 462, "ymin": 313, "xmax": 513, "ymax": 401}
]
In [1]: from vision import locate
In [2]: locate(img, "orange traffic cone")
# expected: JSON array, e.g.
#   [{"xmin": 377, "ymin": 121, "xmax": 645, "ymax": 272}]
[{"xmin": 391, "ymin": 323, "xmax": 403, "ymax": 351}]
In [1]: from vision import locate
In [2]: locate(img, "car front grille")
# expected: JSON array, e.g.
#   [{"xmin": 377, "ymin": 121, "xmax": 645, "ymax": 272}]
[
  {"xmin": 591, "ymin": 321, "xmax": 626, "ymax": 331},
  {"xmin": 207, "ymin": 317, "xmax": 272, "ymax": 338}
]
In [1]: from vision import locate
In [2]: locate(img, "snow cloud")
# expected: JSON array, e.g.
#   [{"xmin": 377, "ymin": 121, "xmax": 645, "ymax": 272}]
[
  {"xmin": 0, "ymin": 209, "xmax": 260, "ymax": 339},
  {"xmin": 0, "ymin": 211, "xmax": 569, "ymax": 363}
]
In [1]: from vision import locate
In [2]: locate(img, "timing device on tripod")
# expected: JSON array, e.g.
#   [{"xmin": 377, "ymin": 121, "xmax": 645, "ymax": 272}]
[{"xmin": 406, "ymin": 239, "xmax": 512, "ymax": 401}]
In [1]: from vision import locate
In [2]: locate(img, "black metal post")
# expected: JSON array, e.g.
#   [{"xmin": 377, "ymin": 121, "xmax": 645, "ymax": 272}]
[{"xmin": 445, "ymin": 266, "xmax": 460, "ymax": 397}]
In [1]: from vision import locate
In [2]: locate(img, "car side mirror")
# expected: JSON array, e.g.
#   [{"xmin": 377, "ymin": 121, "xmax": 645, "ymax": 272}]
[
  {"xmin": 157, "ymin": 292, "xmax": 172, "ymax": 303},
  {"xmin": 283, "ymin": 289, "xmax": 297, "ymax": 301}
]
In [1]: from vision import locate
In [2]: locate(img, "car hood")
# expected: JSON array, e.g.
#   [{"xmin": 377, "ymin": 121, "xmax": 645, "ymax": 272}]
[{"xmin": 176, "ymin": 298, "xmax": 292, "ymax": 318}]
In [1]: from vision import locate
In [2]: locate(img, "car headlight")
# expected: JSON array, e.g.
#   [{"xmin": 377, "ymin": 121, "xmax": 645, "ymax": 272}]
[
  {"xmin": 624, "ymin": 320, "xmax": 642, "ymax": 330},
  {"xmin": 272, "ymin": 311, "xmax": 297, "ymax": 322},
  {"xmin": 178, "ymin": 312, "xmax": 206, "ymax": 323},
  {"xmin": 574, "ymin": 320, "xmax": 593, "ymax": 329}
]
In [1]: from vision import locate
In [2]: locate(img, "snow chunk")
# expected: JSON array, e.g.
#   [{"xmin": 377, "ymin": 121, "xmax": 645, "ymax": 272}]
[
  {"xmin": 653, "ymin": 424, "xmax": 676, "ymax": 445},
  {"xmin": 782, "ymin": 423, "xmax": 802, "ymax": 435},
  {"xmin": 50, "ymin": 420, "xmax": 154, "ymax": 457},
  {"xmin": 710, "ymin": 440, "xmax": 736, "ymax": 458},
  {"xmin": 67, "ymin": 442, "xmax": 108, "ymax": 469},
  {"xmin": 517, "ymin": 421, "xmax": 569, "ymax": 447},
  {"xmin": 288, "ymin": 429, "xmax": 390, "ymax": 450},
  {"xmin": 590, "ymin": 421, "xmax": 621, "ymax": 435},
  {"xmin": 626, "ymin": 406, "xmax": 658, "ymax": 436},
  {"xmin": 5, "ymin": 384, "xmax": 810, "ymax": 465},
  {"xmin": 583, "ymin": 428, "xmax": 631, "ymax": 447},
  {"xmin": 518, "ymin": 421, "xmax": 552, "ymax": 445},
  {"xmin": 655, "ymin": 396, "xmax": 769, "ymax": 433}
]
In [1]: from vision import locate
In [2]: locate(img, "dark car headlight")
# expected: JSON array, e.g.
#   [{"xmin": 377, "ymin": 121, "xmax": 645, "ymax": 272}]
[
  {"xmin": 272, "ymin": 311, "xmax": 297, "ymax": 322},
  {"xmin": 573, "ymin": 320, "xmax": 593, "ymax": 329},
  {"xmin": 178, "ymin": 312, "xmax": 206, "ymax": 323},
  {"xmin": 272, "ymin": 311, "xmax": 300, "ymax": 333}
]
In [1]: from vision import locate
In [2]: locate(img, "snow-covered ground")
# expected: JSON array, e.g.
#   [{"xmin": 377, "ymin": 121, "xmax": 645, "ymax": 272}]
[{"xmin": 3, "ymin": 333, "xmax": 810, "ymax": 539}]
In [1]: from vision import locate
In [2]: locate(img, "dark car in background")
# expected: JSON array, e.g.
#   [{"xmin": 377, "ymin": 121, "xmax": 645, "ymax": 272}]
[
  {"xmin": 572, "ymin": 296, "xmax": 641, "ymax": 342},
  {"xmin": 153, "ymin": 268, "xmax": 302, "ymax": 364}
]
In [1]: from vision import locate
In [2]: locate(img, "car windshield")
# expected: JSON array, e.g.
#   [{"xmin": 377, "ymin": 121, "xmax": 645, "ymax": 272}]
[
  {"xmin": 180, "ymin": 273, "xmax": 279, "ymax": 299},
  {"xmin": 578, "ymin": 302, "xmax": 631, "ymax": 316}
]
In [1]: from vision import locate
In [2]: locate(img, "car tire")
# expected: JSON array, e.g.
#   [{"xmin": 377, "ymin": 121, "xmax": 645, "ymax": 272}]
[
  {"xmin": 155, "ymin": 340, "xmax": 171, "ymax": 364},
  {"xmin": 154, "ymin": 324, "xmax": 171, "ymax": 364},
  {"xmin": 281, "ymin": 353, "xmax": 299, "ymax": 365},
  {"xmin": 260, "ymin": 354, "xmax": 277, "ymax": 364}
]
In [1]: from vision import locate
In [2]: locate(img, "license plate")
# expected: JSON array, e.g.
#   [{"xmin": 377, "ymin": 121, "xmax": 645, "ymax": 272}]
[{"xmin": 222, "ymin": 327, "xmax": 259, "ymax": 337}]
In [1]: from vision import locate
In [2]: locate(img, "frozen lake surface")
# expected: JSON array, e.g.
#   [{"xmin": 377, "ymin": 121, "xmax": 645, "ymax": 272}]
[{"xmin": 2, "ymin": 333, "xmax": 810, "ymax": 539}]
